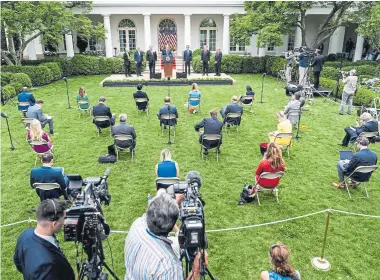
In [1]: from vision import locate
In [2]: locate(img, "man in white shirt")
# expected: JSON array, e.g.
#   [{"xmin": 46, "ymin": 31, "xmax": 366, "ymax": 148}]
[{"xmin": 339, "ymin": 69, "xmax": 358, "ymax": 115}]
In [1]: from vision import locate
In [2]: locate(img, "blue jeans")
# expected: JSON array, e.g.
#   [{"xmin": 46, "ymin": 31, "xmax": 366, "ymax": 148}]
[{"xmin": 337, "ymin": 160, "xmax": 348, "ymax": 182}]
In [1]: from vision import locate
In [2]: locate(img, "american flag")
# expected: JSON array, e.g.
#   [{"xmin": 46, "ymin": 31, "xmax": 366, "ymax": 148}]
[{"xmin": 158, "ymin": 25, "xmax": 177, "ymax": 51}]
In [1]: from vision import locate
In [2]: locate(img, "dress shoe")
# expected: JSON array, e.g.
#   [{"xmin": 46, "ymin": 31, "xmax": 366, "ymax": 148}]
[{"xmin": 332, "ymin": 182, "xmax": 345, "ymax": 189}]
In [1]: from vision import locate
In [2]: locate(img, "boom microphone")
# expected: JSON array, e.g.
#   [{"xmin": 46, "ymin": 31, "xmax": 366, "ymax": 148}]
[{"xmin": 1, "ymin": 112, "xmax": 8, "ymax": 118}]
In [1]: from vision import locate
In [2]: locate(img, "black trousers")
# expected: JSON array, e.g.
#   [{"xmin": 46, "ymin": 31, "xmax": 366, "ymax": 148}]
[
  {"xmin": 136, "ymin": 62, "xmax": 142, "ymax": 76},
  {"xmin": 342, "ymin": 127, "xmax": 358, "ymax": 146},
  {"xmin": 215, "ymin": 62, "xmax": 221, "ymax": 75},
  {"xmin": 202, "ymin": 61, "xmax": 209, "ymax": 75},
  {"xmin": 185, "ymin": 61, "xmax": 191, "ymax": 75},
  {"xmin": 124, "ymin": 62, "xmax": 131, "ymax": 76},
  {"xmin": 149, "ymin": 61, "xmax": 155, "ymax": 74},
  {"xmin": 313, "ymin": 71, "xmax": 321, "ymax": 89}
]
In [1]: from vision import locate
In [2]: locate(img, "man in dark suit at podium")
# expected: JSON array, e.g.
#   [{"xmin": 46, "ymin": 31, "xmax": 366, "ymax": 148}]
[
  {"xmin": 184, "ymin": 45, "xmax": 192, "ymax": 76},
  {"xmin": 214, "ymin": 47, "xmax": 222, "ymax": 76},
  {"xmin": 134, "ymin": 47, "xmax": 144, "ymax": 76},
  {"xmin": 162, "ymin": 44, "xmax": 173, "ymax": 56},
  {"xmin": 146, "ymin": 45, "xmax": 157, "ymax": 76},
  {"xmin": 123, "ymin": 49, "xmax": 132, "ymax": 77},
  {"xmin": 201, "ymin": 44, "xmax": 210, "ymax": 76}
]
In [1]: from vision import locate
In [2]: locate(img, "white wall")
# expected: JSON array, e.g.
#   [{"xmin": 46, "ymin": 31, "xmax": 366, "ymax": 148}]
[
  {"xmin": 190, "ymin": 14, "xmax": 224, "ymax": 52},
  {"xmin": 304, "ymin": 14, "xmax": 330, "ymax": 55}
]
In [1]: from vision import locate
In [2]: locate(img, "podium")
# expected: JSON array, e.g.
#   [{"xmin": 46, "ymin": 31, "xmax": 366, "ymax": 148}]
[{"xmin": 163, "ymin": 55, "xmax": 174, "ymax": 78}]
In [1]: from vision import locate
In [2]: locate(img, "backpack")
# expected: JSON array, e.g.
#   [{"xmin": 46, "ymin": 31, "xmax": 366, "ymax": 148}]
[
  {"xmin": 98, "ymin": 154, "xmax": 117, "ymax": 164},
  {"xmin": 240, "ymin": 184, "xmax": 256, "ymax": 203}
]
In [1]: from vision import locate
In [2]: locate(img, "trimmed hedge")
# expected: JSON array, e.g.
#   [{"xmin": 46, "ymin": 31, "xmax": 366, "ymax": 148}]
[
  {"xmin": 71, "ymin": 55, "xmax": 100, "ymax": 75},
  {"xmin": 40, "ymin": 62, "xmax": 62, "ymax": 80},
  {"xmin": 1, "ymin": 65, "xmax": 53, "ymax": 86},
  {"xmin": 324, "ymin": 60, "xmax": 378, "ymax": 68},
  {"xmin": 2, "ymin": 85, "xmax": 16, "ymax": 98},
  {"xmin": 1, "ymin": 72, "xmax": 14, "ymax": 86}
]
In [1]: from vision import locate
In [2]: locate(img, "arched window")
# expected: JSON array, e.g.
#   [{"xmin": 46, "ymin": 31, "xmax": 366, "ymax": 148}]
[
  {"xmin": 199, "ymin": 18, "xmax": 217, "ymax": 51},
  {"xmin": 118, "ymin": 19, "xmax": 136, "ymax": 52},
  {"xmin": 158, "ymin": 19, "xmax": 177, "ymax": 51}
]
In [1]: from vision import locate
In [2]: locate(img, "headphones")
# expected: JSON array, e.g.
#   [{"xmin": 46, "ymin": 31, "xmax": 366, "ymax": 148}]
[{"xmin": 49, "ymin": 199, "xmax": 58, "ymax": 221}]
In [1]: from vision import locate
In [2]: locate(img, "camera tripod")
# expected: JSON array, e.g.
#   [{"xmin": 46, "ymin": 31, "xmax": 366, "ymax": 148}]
[{"xmin": 181, "ymin": 248, "xmax": 218, "ymax": 280}]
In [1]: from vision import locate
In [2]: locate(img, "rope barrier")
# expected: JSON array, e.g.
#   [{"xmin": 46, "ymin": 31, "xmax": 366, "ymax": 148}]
[{"xmin": 331, "ymin": 208, "xmax": 380, "ymax": 219}]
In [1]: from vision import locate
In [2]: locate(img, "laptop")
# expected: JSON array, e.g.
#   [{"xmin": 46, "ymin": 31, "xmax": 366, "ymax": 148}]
[{"xmin": 339, "ymin": 150, "xmax": 353, "ymax": 161}]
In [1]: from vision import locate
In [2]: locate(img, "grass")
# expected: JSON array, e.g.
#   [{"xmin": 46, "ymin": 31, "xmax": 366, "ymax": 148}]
[{"xmin": 1, "ymin": 74, "xmax": 380, "ymax": 280}]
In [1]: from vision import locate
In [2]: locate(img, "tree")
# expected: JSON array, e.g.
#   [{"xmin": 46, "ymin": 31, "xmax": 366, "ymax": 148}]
[
  {"xmin": 230, "ymin": 1, "xmax": 364, "ymax": 50},
  {"xmin": 356, "ymin": 2, "xmax": 380, "ymax": 51},
  {"xmin": 1, "ymin": 1, "xmax": 106, "ymax": 65}
]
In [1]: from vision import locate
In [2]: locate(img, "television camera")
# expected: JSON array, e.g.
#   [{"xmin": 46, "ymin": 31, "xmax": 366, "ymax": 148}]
[{"xmin": 64, "ymin": 168, "xmax": 119, "ymax": 280}]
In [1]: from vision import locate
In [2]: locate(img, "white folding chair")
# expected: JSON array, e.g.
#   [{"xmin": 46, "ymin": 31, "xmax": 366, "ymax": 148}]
[
  {"xmin": 278, "ymin": 65, "xmax": 287, "ymax": 86},
  {"xmin": 18, "ymin": 102, "xmax": 30, "ymax": 117},
  {"xmin": 254, "ymin": 171, "xmax": 285, "ymax": 206},
  {"xmin": 77, "ymin": 101, "xmax": 91, "ymax": 118},
  {"xmin": 160, "ymin": 114, "xmax": 177, "ymax": 136},
  {"xmin": 343, "ymin": 165, "xmax": 378, "ymax": 198},
  {"xmin": 273, "ymin": 132, "xmax": 293, "ymax": 157},
  {"xmin": 28, "ymin": 139, "xmax": 53, "ymax": 166},
  {"xmin": 366, "ymin": 97, "xmax": 380, "ymax": 120},
  {"xmin": 286, "ymin": 109, "xmax": 301, "ymax": 127},
  {"xmin": 114, "ymin": 135, "xmax": 134, "ymax": 161},
  {"xmin": 351, "ymin": 131, "xmax": 379, "ymax": 151},
  {"xmin": 224, "ymin": 113, "xmax": 242, "ymax": 133},
  {"xmin": 32, "ymin": 183, "xmax": 62, "ymax": 201},
  {"xmin": 188, "ymin": 97, "xmax": 201, "ymax": 113},
  {"xmin": 135, "ymin": 98, "xmax": 149, "ymax": 116},
  {"xmin": 200, "ymin": 134, "xmax": 222, "ymax": 161},
  {"xmin": 93, "ymin": 116, "xmax": 112, "ymax": 136},
  {"xmin": 155, "ymin": 177, "xmax": 180, "ymax": 189},
  {"xmin": 240, "ymin": 96, "xmax": 253, "ymax": 113}
]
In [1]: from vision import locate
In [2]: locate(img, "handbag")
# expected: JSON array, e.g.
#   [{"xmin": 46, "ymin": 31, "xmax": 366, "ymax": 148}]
[{"xmin": 98, "ymin": 154, "xmax": 116, "ymax": 164}]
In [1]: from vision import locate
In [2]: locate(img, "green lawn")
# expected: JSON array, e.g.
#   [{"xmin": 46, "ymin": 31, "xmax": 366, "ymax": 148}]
[{"xmin": 1, "ymin": 74, "xmax": 380, "ymax": 280}]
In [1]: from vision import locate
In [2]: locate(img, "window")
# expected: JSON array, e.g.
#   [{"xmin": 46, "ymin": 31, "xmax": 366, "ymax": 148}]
[
  {"xmin": 118, "ymin": 19, "xmax": 136, "ymax": 52},
  {"xmin": 89, "ymin": 37, "xmax": 96, "ymax": 51},
  {"xmin": 238, "ymin": 40, "xmax": 246, "ymax": 52},
  {"xmin": 288, "ymin": 28, "xmax": 296, "ymax": 51},
  {"xmin": 230, "ymin": 37, "xmax": 236, "ymax": 51},
  {"xmin": 199, "ymin": 18, "xmax": 217, "ymax": 51},
  {"xmin": 267, "ymin": 42, "xmax": 275, "ymax": 52},
  {"xmin": 158, "ymin": 19, "xmax": 177, "ymax": 51},
  {"xmin": 230, "ymin": 38, "xmax": 246, "ymax": 52}
]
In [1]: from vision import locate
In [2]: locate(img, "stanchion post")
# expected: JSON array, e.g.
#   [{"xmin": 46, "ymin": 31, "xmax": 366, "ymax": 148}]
[{"xmin": 311, "ymin": 209, "xmax": 332, "ymax": 271}]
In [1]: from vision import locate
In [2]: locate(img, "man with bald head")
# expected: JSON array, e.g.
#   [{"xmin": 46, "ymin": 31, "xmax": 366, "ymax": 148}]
[
  {"xmin": 220, "ymin": 96, "xmax": 243, "ymax": 125},
  {"xmin": 110, "ymin": 113, "xmax": 137, "ymax": 154}
]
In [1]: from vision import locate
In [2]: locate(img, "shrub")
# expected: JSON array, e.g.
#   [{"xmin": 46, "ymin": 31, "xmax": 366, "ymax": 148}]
[
  {"xmin": 342, "ymin": 65, "xmax": 380, "ymax": 77},
  {"xmin": 221, "ymin": 55, "xmax": 243, "ymax": 74},
  {"xmin": 271, "ymin": 57, "xmax": 286, "ymax": 77},
  {"xmin": 324, "ymin": 60, "xmax": 378, "ymax": 68},
  {"xmin": 98, "ymin": 57, "xmax": 115, "ymax": 74},
  {"xmin": 241, "ymin": 57, "xmax": 255, "ymax": 73},
  {"xmin": 1, "ymin": 65, "xmax": 53, "ymax": 86},
  {"xmin": 9, "ymin": 73, "xmax": 32, "ymax": 90},
  {"xmin": 51, "ymin": 58, "xmax": 74, "ymax": 77},
  {"xmin": 320, "ymin": 67, "xmax": 340, "ymax": 80},
  {"xmin": 326, "ymin": 54, "xmax": 336, "ymax": 61},
  {"xmin": 71, "ymin": 55, "xmax": 100, "ymax": 75},
  {"xmin": 265, "ymin": 56, "xmax": 275, "ymax": 74},
  {"xmin": 40, "ymin": 62, "xmax": 62, "ymax": 80},
  {"xmin": 9, "ymin": 82, "xmax": 23, "ymax": 94},
  {"xmin": 2, "ymin": 85, "xmax": 16, "ymax": 98},
  {"xmin": 192, "ymin": 49, "xmax": 202, "ymax": 57},
  {"xmin": 112, "ymin": 58, "xmax": 124, "ymax": 74},
  {"xmin": 1, "ymin": 72, "xmax": 13, "ymax": 86}
]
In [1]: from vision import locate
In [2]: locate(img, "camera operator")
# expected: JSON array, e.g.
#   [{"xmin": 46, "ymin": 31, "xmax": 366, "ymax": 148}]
[
  {"xmin": 14, "ymin": 199, "xmax": 75, "ymax": 280},
  {"xmin": 311, "ymin": 49, "xmax": 324, "ymax": 89},
  {"xmin": 124, "ymin": 192, "xmax": 208, "ymax": 279},
  {"xmin": 297, "ymin": 47, "xmax": 309, "ymax": 86},
  {"xmin": 285, "ymin": 50, "xmax": 294, "ymax": 83},
  {"xmin": 339, "ymin": 69, "xmax": 358, "ymax": 115}
]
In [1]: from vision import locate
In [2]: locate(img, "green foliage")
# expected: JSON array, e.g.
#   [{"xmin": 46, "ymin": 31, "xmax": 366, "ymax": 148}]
[
  {"xmin": 40, "ymin": 62, "xmax": 62, "ymax": 81},
  {"xmin": 324, "ymin": 60, "xmax": 378, "ymax": 67},
  {"xmin": 1, "ymin": 65, "xmax": 53, "ymax": 86},
  {"xmin": 9, "ymin": 73, "xmax": 32, "ymax": 90},
  {"xmin": 71, "ymin": 55, "xmax": 100, "ymax": 75},
  {"xmin": 264, "ymin": 56, "xmax": 275, "ymax": 74},
  {"xmin": 271, "ymin": 57, "xmax": 286, "ymax": 77},
  {"xmin": 1, "ymin": 72, "xmax": 14, "ymax": 86},
  {"xmin": 2, "ymin": 84, "xmax": 16, "ymax": 98},
  {"xmin": 356, "ymin": 2, "xmax": 380, "ymax": 50},
  {"xmin": 98, "ymin": 57, "xmax": 116, "ymax": 74},
  {"xmin": 342, "ymin": 65, "xmax": 380, "ymax": 77},
  {"xmin": 9, "ymin": 82, "xmax": 23, "ymax": 94},
  {"xmin": 221, "ymin": 55, "xmax": 243, "ymax": 74},
  {"xmin": 320, "ymin": 67, "xmax": 340, "ymax": 80},
  {"xmin": 192, "ymin": 48, "xmax": 202, "ymax": 57}
]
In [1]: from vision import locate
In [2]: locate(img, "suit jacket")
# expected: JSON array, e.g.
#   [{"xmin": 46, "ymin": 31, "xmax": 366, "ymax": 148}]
[
  {"xmin": 215, "ymin": 51, "xmax": 222, "ymax": 63},
  {"xmin": 14, "ymin": 228, "xmax": 75, "ymax": 280},
  {"xmin": 146, "ymin": 50, "xmax": 157, "ymax": 62},
  {"xmin": 134, "ymin": 51, "xmax": 143, "ymax": 63},
  {"xmin": 162, "ymin": 49, "xmax": 173, "ymax": 56},
  {"xmin": 284, "ymin": 100, "xmax": 301, "ymax": 122},
  {"xmin": 195, "ymin": 116, "xmax": 223, "ymax": 135},
  {"xmin": 344, "ymin": 148, "xmax": 377, "ymax": 182},
  {"xmin": 133, "ymin": 90, "xmax": 149, "ymax": 110},
  {"xmin": 27, "ymin": 105, "xmax": 47, "ymax": 122},
  {"xmin": 184, "ymin": 49, "xmax": 192, "ymax": 62},
  {"xmin": 224, "ymin": 103, "xmax": 243, "ymax": 124},
  {"xmin": 201, "ymin": 50, "xmax": 211, "ymax": 62},
  {"xmin": 111, "ymin": 122, "xmax": 136, "ymax": 148},
  {"xmin": 18, "ymin": 91, "xmax": 35, "ymax": 111},
  {"xmin": 123, "ymin": 51, "xmax": 131, "ymax": 63},
  {"xmin": 356, "ymin": 120, "xmax": 379, "ymax": 135},
  {"xmin": 157, "ymin": 104, "xmax": 178, "ymax": 125},
  {"xmin": 312, "ymin": 55, "xmax": 324, "ymax": 71},
  {"xmin": 93, "ymin": 103, "xmax": 112, "ymax": 119},
  {"xmin": 30, "ymin": 166, "xmax": 67, "ymax": 194}
]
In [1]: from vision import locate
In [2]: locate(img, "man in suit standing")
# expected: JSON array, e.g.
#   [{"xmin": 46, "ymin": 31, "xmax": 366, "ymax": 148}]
[
  {"xmin": 183, "ymin": 45, "xmax": 192, "ymax": 76},
  {"xmin": 311, "ymin": 49, "xmax": 324, "ymax": 89},
  {"xmin": 333, "ymin": 137, "xmax": 377, "ymax": 189},
  {"xmin": 123, "ymin": 49, "xmax": 132, "ymax": 77},
  {"xmin": 27, "ymin": 100, "xmax": 54, "ymax": 135},
  {"xmin": 146, "ymin": 45, "xmax": 157, "ymax": 77},
  {"xmin": 220, "ymin": 96, "xmax": 243, "ymax": 125},
  {"xmin": 201, "ymin": 44, "xmax": 210, "ymax": 76},
  {"xmin": 30, "ymin": 153, "xmax": 69, "ymax": 201},
  {"xmin": 14, "ymin": 199, "xmax": 75, "ymax": 280},
  {"xmin": 195, "ymin": 109, "xmax": 223, "ymax": 155},
  {"xmin": 109, "ymin": 113, "xmax": 137, "ymax": 154},
  {"xmin": 214, "ymin": 47, "xmax": 222, "ymax": 76},
  {"xmin": 134, "ymin": 47, "xmax": 143, "ymax": 76},
  {"xmin": 93, "ymin": 97, "xmax": 116, "ymax": 133},
  {"xmin": 340, "ymin": 112, "xmax": 379, "ymax": 147},
  {"xmin": 18, "ymin": 87, "xmax": 35, "ymax": 115},
  {"xmin": 133, "ymin": 84, "xmax": 149, "ymax": 111},
  {"xmin": 162, "ymin": 44, "xmax": 172, "ymax": 56},
  {"xmin": 157, "ymin": 96, "xmax": 178, "ymax": 127}
]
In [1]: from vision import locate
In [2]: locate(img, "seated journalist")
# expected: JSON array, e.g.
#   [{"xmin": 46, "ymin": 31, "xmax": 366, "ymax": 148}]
[
  {"xmin": 27, "ymin": 119, "xmax": 53, "ymax": 154},
  {"xmin": 92, "ymin": 97, "xmax": 116, "ymax": 132},
  {"xmin": 157, "ymin": 96, "xmax": 178, "ymax": 127},
  {"xmin": 284, "ymin": 94, "xmax": 301, "ymax": 123},
  {"xmin": 239, "ymin": 85, "xmax": 255, "ymax": 104},
  {"xmin": 108, "ymin": 113, "xmax": 136, "ymax": 155},
  {"xmin": 27, "ymin": 99, "xmax": 55, "ymax": 135},
  {"xmin": 155, "ymin": 149, "xmax": 180, "ymax": 189},
  {"xmin": 340, "ymin": 112, "xmax": 378, "ymax": 147},
  {"xmin": 333, "ymin": 136, "xmax": 377, "ymax": 189},
  {"xmin": 133, "ymin": 84, "xmax": 149, "ymax": 111},
  {"xmin": 220, "ymin": 96, "xmax": 243, "ymax": 125},
  {"xmin": 30, "ymin": 153, "xmax": 69, "ymax": 201},
  {"xmin": 124, "ymin": 193, "xmax": 207, "ymax": 280},
  {"xmin": 194, "ymin": 109, "xmax": 223, "ymax": 155},
  {"xmin": 18, "ymin": 87, "xmax": 35, "ymax": 114},
  {"xmin": 14, "ymin": 199, "xmax": 75, "ymax": 280}
]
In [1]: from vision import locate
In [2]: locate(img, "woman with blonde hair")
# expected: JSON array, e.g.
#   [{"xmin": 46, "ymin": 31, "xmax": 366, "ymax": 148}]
[
  {"xmin": 268, "ymin": 111, "xmax": 292, "ymax": 145},
  {"xmin": 27, "ymin": 119, "xmax": 53, "ymax": 153},
  {"xmin": 260, "ymin": 244, "xmax": 301, "ymax": 280},
  {"xmin": 186, "ymin": 83, "xmax": 201, "ymax": 113},
  {"xmin": 155, "ymin": 149, "xmax": 180, "ymax": 189},
  {"xmin": 76, "ymin": 87, "xmax": 90, "ymax": 110}
]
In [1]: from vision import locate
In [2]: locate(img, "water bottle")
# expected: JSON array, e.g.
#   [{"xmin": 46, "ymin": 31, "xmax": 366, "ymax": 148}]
[{"xmin": 147, "ymin": 194, "xmax": 152, "ymax": 206}]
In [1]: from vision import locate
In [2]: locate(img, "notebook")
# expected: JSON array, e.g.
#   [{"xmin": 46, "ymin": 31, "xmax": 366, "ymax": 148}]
[{"xmin": 339, "ymin": 150, "xmax": 353, "ymax": 161}]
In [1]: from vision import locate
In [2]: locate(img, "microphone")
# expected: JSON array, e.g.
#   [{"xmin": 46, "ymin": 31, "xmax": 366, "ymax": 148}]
[
  {"xmin": 262, "ymin": 73, "xmax": 267, "ymax": 77},
  {"xmin": 62, "ymin": 77, "xmax": 68, "ymax": 82},
  {"xmin": 1, "ymin": 112, "xmax": 8, "ymax": 118}
]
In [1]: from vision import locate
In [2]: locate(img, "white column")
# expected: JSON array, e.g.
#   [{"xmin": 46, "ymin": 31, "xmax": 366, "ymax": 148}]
[
  {"xmin": 258, "ymin": 47, "xmax": 266, "ymax": 57},
  {"xmin": 353, "ymin": 35, "xmax": 364, "ymax": 62},
  {"xmin": 294, "ymin": 27, "xmax": 302, "ymax": 48},
  {"xmin": 184, "ymin": 14, "xmax": 191, "ymax": 49},
  {"xmin": 222, "ymin": 14, "xmax": 230, "ymax": 54},
  {"xmin": 102, "ymin": 14, "xmax": 113, "ymax": 57},
  {"xmin": 143, "ymin": 13, "xmax": 151, "ymax": 50},
  {"xmin": 328, "ymin": 26, "xmax": 346, "ymax": 54},
  {"xmin": 24, "ymin": 35, "xmax": 37, "ymax": 60},
  {"xmin": 65, "ymin": 34, "xmax": 74, "ymax": 58}
]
